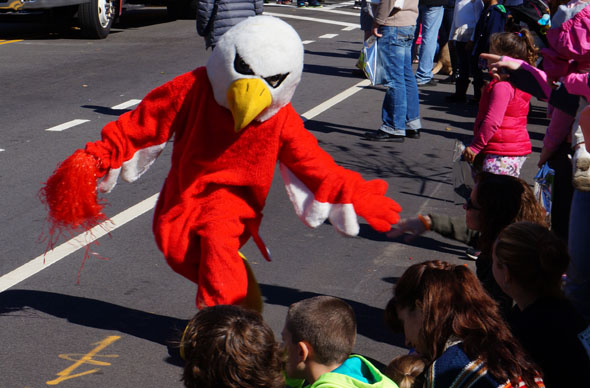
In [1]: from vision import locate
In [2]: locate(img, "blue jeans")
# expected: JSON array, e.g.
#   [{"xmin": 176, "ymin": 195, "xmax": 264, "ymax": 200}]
[
  {"xmin": 414, "ymin": 5, "xmax": 444, "ymax": 84},
  {"xmin": 565, "ymin": 189, "xmax": 590, "ymax": 321},
  {"xmin": 379, "ymin": 25, "xmax": 421, "ymax": 135}
]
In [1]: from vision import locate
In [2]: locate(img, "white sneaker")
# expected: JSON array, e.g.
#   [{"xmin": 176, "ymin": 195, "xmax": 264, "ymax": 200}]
[{"xmin": 572, "ymin": 145, "xmax": 590, "ymax": 191}]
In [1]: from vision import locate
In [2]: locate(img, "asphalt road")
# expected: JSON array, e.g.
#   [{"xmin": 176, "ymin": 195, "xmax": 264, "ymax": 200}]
[{"xmin": 0, "ymin": 2, "xmax": 550, "ymax": 387}]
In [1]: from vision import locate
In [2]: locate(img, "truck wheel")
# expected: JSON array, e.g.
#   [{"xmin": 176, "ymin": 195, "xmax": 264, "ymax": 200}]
[{"xmin": 79, "ymin": 0, "xmax": 114, "ymax": 39}]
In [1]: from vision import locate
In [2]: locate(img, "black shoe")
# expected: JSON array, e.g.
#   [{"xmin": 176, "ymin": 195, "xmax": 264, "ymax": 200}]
[
  {"xmin": 417, "ymin": 79, "xmax": 438, "ymax": 87},
  {"xmin": 439, "ymin": 75, "xmax": 456, "ymax": 84},
  {"xmin": 406, "ymin": 130, "xmax": 420, "ymax": 139},
  {"xmin": 445, "ymin": 94, "xmax": 467, "ymax": 103},
  {"xmin": 362, "ymin": 130, "xmax": 405, "ymax": 142}
]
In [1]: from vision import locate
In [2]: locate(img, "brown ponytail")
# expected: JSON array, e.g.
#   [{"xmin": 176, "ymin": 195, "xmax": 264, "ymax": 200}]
[{"xmin": 490, "ymin": 29, "xmax": 538, "ymax": 65}]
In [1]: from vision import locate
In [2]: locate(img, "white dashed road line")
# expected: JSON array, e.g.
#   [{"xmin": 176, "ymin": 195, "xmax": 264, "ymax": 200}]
[
  {"xmin": 302, "ymin": 40, "xmax": 316, "ymax": 44},
  {"xmin": 319, "ymin": 33, "xmax": 339, "ymax": 39},
  {"xmin": 111, "ymin": 99, "xmax": 142, "ymax": 110},
  {"xmin": 45, "ymin": 119, "xmax": 90, "ymax": 132}
]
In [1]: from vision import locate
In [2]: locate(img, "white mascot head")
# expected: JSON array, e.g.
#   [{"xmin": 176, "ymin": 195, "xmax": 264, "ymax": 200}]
[{"xmin": 206, "ymin": 16, "xmax": 304, "ymax": 132}]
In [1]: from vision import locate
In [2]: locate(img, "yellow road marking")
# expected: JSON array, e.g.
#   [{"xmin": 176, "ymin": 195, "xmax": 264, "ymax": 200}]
[
  {"xmin": 46, "ymin": 335, "xmax": 121, "ymax": 385},
  {"xmin": 0, "ymin": 40, "xmax": 23, "ymax": 45}
]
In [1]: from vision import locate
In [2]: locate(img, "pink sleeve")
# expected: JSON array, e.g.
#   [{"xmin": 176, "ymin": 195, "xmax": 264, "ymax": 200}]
[
  {"xmin": 562, "ymin": 73, "xmax": 590, "ymax": 99},
  {"xmin": 543, "ymin": 107, "xmax": 575, "ymax": 152},
  {"xmin": 469, "ymin": 82, "xmax": 513, "ymax": 153}
]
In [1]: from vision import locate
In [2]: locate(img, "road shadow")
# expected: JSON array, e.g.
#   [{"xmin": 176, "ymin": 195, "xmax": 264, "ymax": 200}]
[
  {"xmin": 260, "ymin": 283, "xmax": 406, "ymax": 361},
  {"xmin": 0, "ymin": 289, "xmax": 187, "ymax": 366}
]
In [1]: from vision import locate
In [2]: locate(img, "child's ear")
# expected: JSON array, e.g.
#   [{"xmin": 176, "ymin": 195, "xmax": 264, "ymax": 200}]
[{"xmin": 297, "ymin": 341, "xmax": 311, "ymax": 363}]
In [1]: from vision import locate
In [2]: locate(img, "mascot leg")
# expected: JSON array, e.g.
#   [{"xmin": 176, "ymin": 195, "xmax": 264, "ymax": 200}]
[{"xmin": 239, "ymin": 252, "xmax": 263, "ymax": 313}]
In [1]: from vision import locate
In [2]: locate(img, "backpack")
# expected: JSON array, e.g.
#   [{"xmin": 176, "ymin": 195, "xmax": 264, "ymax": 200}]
[{"xmin": 506, "ymin": 0, "xmax": 551, "ymax": 46}]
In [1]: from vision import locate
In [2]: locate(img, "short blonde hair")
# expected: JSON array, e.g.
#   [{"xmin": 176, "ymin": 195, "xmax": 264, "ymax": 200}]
[{"xmin": 385, "ymin": 354, "xmax": 426, "ymax": 388}]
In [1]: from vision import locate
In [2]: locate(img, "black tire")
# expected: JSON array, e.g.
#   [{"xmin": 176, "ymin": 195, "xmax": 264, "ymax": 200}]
[{"xmin": 78, "ymin": 0, "xmax": 114, "ymax": 39}]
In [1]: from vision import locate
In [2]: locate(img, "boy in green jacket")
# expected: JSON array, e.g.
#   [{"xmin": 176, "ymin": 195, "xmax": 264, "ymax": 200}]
[{"xmin": 282, "ymin": 296, "xmax": 400, "ymax": 388}]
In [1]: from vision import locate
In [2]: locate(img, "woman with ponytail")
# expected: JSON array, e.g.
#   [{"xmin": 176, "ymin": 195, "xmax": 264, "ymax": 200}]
[
  {"xmin": 493, "ymin": 221, "xmax": 590, "ymax": 387},
  {"xmin": 461, "ymin": 29, "xmax": 538, "ymax": 178}
]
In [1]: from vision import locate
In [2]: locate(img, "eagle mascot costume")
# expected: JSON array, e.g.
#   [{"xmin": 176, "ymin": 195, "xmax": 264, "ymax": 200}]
[{"xmin": 41, "ymin": 16, "xmax": 402, "ymax": 311}]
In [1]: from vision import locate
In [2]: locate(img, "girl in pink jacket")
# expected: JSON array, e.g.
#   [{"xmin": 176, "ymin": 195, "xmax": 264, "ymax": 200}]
[{"xmin": 462, "ymin": 30, "xmax": 538, "ymax": 177}]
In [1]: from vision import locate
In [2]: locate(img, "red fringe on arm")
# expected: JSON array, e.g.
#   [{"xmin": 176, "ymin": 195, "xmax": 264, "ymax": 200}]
[{"xmin": 39, "ymin": 149, "xmax": 107, "ymax": 249}]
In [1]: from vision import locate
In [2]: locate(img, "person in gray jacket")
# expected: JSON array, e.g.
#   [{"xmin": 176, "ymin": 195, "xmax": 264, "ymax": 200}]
[{"xmin": 197, "ymin": 0, "xmax": 264, "ymax": 49}]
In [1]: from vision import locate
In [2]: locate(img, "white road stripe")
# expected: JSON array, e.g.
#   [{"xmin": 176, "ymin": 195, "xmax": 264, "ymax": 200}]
[
  {"xmin": 264, "ymin": 11, "xmax": 359, "ymax": 29},
  {"xmin": 111, "ymin": 99, "xmax": 141, "ymax": 110},
  {"xmin": 1, "ymin": 79, "xmax": 371, "ymax": 292},
  {"xmin": 301, "ymin": 79, "xmax": 370, "ymax": 122},
  {"xmin": 0, "ymin": 194, "xmax": 159, "ymax": 293},
  {"xmin": 342, "ymin": 26, "xmax": 356, "ymax": 31},
  {"xmin": 0, "ymin": 149, "xmax": 5, "ymax": 152},
  {"xmin": 302, "ymin": 40, "xmax": 316, "ymax": 44},
  {"xmin": 319, "ymin": 33, "xmax": 338, "ymax": 39},
  {"xmin": 45, "ymin": 119, "xmax": 90, "ymax": 132}
]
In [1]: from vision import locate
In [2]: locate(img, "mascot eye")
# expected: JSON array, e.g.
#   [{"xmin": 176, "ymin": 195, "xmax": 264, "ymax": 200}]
[
  {"xmin": 234, "ymin": 53, "xmax": 255, "ymax": 75},
  {"xmin": 264, "ymin": 73, "xmax": 289, "ymax": 88}
]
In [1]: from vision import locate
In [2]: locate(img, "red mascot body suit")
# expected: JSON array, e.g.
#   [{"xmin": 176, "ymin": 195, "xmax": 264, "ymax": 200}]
[{"xmin": 42, "ymin": 16, "xmax": 402, "ymax": 310}]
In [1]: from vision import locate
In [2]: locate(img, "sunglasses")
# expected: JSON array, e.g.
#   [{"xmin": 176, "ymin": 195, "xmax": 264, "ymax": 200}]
[{"xmin": 465, "ymin": 197, "xmax": 482, "ymax": 211}]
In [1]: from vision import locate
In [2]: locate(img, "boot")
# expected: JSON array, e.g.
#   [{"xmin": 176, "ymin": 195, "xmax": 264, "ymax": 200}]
[
  {"xmin": 438, "ymin": 43, "xmax": 453, "ymax": 75},
  {"xmin": 446, "ymin": 78, "xmax": 469, "ymax": 103}
]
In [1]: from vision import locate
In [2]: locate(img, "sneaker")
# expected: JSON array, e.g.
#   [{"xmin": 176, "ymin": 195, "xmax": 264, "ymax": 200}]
[
  {"xmin": 308, "ymin": 0, "xmax": 322, "ymax": 6},
  {"xmin": 297, "ymin": 1, "xmax": 305, "ymax": 6},
  {"xmin": 362, "ymin": 130, "xmax": 405, "ymax": 142},
  {"xmin": 465, "ymin": 247, "xmax": 481, "ymax": 260},
  {"xmin": 406, "ymin": 129, "xmax": 420, "ymax": 139},
  {"xmin": 572, "ymin": 145, "xmax": 590, "ymax": 191},
  {"xmin": 417, "ymin": 79, "xmax": 438, "ymax": 87}
]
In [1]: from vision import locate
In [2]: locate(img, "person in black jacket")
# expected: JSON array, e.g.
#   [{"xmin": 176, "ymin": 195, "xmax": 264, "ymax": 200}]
[{"xmin": 197, "ymin": 0, "xmax": 264, "ymax": 49}]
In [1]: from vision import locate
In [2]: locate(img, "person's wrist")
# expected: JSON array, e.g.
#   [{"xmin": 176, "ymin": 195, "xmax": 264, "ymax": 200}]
[{"xmin": 417, "ymin": 214, "xmax": 431, "ymax": 231}]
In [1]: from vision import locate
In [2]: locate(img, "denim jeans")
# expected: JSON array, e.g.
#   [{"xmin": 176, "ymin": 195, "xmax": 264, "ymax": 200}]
[
  {"xmin": 565, "ymin": 189, "xmax": 590, "ymax": 321},
  {"xmin": 379, "ymin": 25, "xmax": 421, "ymax": 135},
  {"xmin": 414, "ymin": 5, "xmax": 444, "ymax": 84}
]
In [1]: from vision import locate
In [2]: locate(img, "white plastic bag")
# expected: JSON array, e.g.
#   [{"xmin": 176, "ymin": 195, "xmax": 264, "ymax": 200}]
[{"xmin": 360, "ymin": 36, "xmax": 383, "ymax": 86}]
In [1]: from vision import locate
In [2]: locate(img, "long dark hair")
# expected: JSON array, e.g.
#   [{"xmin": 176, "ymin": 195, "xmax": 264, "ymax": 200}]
[
  {"xmin": 475, "ymin": 172, "xmax": 546, "ymax": 254},
  {"xmin": 385, "ymin": 260, "xmax": 541, "ymax": 387}
]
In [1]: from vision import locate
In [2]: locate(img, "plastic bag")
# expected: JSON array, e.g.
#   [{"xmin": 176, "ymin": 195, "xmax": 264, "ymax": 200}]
[
  {"xmin": 452, "ymin": 140, "xmax": 475, "ymax": 201},
  {"xmin": 534, "ymin": 162, "xmax": 554, "ymax": 220},
  {"xmin": 360, "ymin": 36, "xmax": 383, "ymax": 86}
]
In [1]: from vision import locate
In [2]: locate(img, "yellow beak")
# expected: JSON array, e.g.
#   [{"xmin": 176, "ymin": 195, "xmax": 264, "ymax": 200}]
[{"xmin": 227, "ymin": 78, "xmax": 272, "ymax": 132}]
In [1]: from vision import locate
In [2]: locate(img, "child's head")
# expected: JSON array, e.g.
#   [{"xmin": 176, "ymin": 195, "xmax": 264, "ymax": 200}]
[
  {"xmin": 493, "ymin": 221, "xmax": 569, "ymax": 299},
  {"xmin": 384, "ymin": 354, "xmax": 426, "ymax": 388},
  {"xmin": 181, "ymin": 305, "xmax": 284, "ymax": 388},
  {"xmin": 282, "ymin": 296, "xmax": 356, "ymax": 380},
  {"xmin": 490, "ymin": 30, "xmax": 538, "ymax": 65}
]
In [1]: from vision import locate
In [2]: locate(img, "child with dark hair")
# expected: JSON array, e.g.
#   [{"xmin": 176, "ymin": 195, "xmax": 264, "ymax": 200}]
[
  {"xmin": 384, "ymin": 354, "xmax": 426, "ymax": 388},
  {"xmin": 282, "ymin": 295, "xmax": 398, "ymax": 388},
  {"xmin": 180, "ymin": 305, "xmax": 284, "ymax": 388},
  {"xmin": 385, "ymin": 260, "xmax": 545, "ymax": 388},
  {"xmin": 493, "ymin": 221, "xmax": 590, "ymax": 387},
  {"xmin": 462, "ymin": 30, "xmax": 538, "ymax": 177}
]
